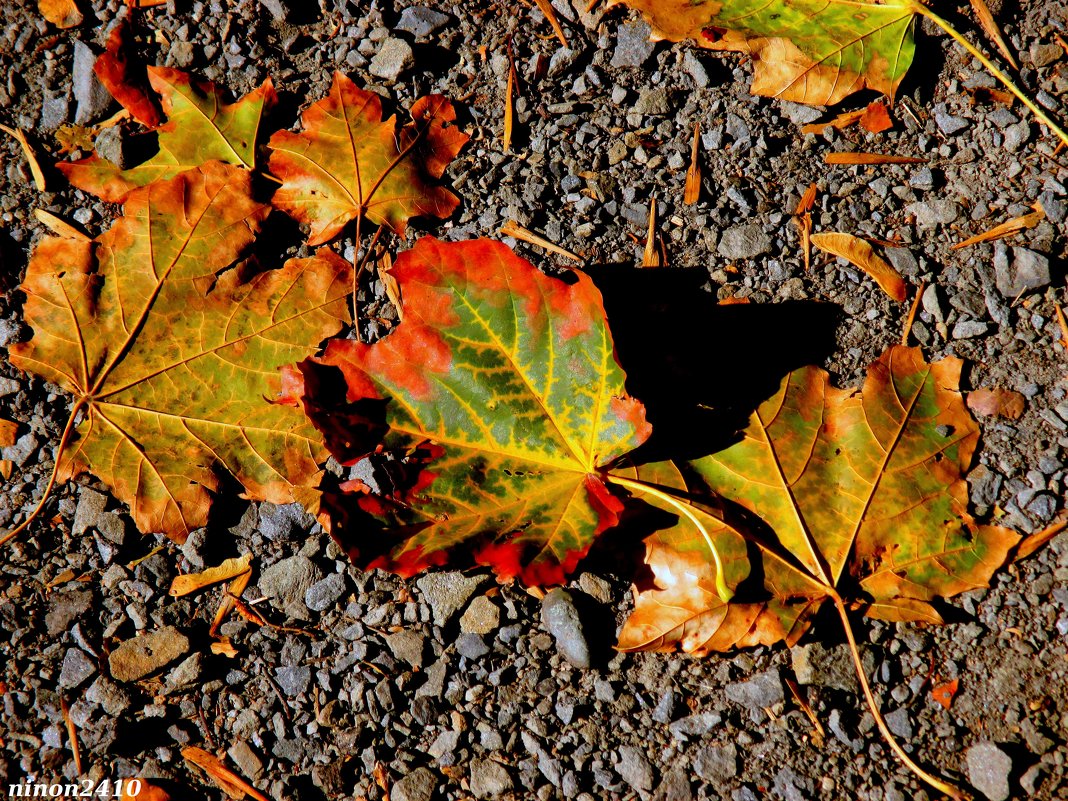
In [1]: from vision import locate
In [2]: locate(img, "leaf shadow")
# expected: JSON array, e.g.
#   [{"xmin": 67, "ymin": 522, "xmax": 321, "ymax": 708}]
[{"xmin": 586, "ymin": 266, "xmax": 840, "ymax": 462}]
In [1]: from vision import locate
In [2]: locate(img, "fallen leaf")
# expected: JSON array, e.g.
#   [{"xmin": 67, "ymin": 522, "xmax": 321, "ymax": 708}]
[
  {"xmin": 268, "ymin": 72, "xmax": 469, "ymax": 245},
  {"xmin": 210, "ymin": 570, "xmax": 252, "ymax": 637},
  {"xmin": 54, "ymin": 124, "xmax": 97, "ymax": 155},
  {"xmin": 93, "ymin": 19, "xmax": 162, "ymax": 128},
  {"xmin": 169, "ymin": 554, "xmax": 253, "ymax": 596},
  {"xmin": 533, "ymin": 0, "xmax": 569, "ymax": 47},
  {"xmin": 801, "ymin": 101, "xmax": 892, "ymax": 135},
  {"xmin": 210, "ymin": 637, "xmax": 239, "ymax": 658},
  {"xmin": 0, "ymin": 419, "xmax": 18, "ymax": 448},
  {"xmin": 0, "ymin": 460, "xmax": 11, "ymax": 479},
  {"xmin": 296, "ymin": 237, "xmax": 651, "ymax": 585},
  {"xmin": 503, "ymin": 42, "xmax": 515, "ymax": 154},
  {"xmin": 60, "ymin": 67, "xmax": 277, "ymax": 202},
  {"xmin": 966, "ymin": 388, "xmax": 1025, "ymax": 420},
  {"xmin": 181, "ymin": 746, "xmax": 269, "ymax": 801},
  {"xmin": 684, "ymin": 123, "xmax": 701, "ymax": 205},
  {"xmin": 38, "ymin": 0, "xmax": 83, "ymax": 27},
  {"xmin": 619, "ymin": 346, "xmax": 1020, "ymax": 653},
  {"xmin": 1014, "ymin": 513, "xmax": 1068, "ymax": 563},
  {"xmin": 10, "ymin": 163, "xmax": 351, "ymax": 541},
  {"xmin": 931, "ymin": 679, "xmax": 959, "ymax": 710},
  {"xmin": 33, "ymin": 209, "xmax": 90, "ymax": 241},
  {"xmin": 793, "ymin": 183, "xmax": 817, "ymax": 272},
  {"xmin": 611, "ymin": 0, "xmax": 916, "ymax": 106},
  {"xmin": 643, "ymin": 197, "xmax": 663, "ymax": 267},
  {"xmin": 951, "ymin": 202, "xmax": 1044, "ymax": 250},
  {"xmin": 826, "ymin": 152, "xmax": 925, "ymax": 165},
  {"xmin": 0, "ymin": 124, "xmax": 47, "ymax": 191},
  {"xmin": 810, "ymin": 232, "xmax": 907, "ymax": 301}
]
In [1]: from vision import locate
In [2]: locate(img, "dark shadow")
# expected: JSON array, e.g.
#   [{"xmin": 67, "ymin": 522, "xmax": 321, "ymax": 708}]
[
  {"xmin": 568, "ymin": 588, "xmax": 620, "ymax": 669},
  {"xmin": 586, "ymin": 266, "xmax": 839, "ymax": 462}
]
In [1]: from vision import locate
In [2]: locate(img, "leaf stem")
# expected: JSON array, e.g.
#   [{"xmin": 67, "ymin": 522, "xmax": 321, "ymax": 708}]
[
  {"xmin": 910, "ymin": 0, "xmax": 1068, "ymax": 147},
  {"xmin": 0, "ymin": 399, "xmax": 83, "ymax": 548},
  {"xmin": 606, "ymin": 474, "xmax": 733, "ymax": 603},
  {"xmin": 829, "ymin": 590, "xmax": 966, "ymax": 800}
]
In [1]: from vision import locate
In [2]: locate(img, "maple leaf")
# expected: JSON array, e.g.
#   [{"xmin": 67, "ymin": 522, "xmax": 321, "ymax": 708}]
[
  {"xmin": 619, "ymin": 346, "xmax": 1019, "ymax": 654},
  {"xmin": 10, "ymin": 162, "xmax": 351, "ymax": 540},
  {"xmin": 93, "ymin": 19, "xmax": 161, "ymax": 127},
  {"xmin": 60, "ymin": 67, "xmax": 277, "ymax": 202},
  {"xmin": 267, "ymin": 72, "xmax": 469, "ymax": 246},
  {"xmin": 296, "ymin": 237, "xmax": 651, "ymax": 584},
  {"xmin": 610, "ymin": 0, "xmax": 917, "ymax": 106}
]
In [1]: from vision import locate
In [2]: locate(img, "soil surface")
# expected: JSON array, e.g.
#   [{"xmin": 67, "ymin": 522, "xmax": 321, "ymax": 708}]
[{"xmin": 2, "ymin": 1, "xmax": 1068, "ymax": 800}]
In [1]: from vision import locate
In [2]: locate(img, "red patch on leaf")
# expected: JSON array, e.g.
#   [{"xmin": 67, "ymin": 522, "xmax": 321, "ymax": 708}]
[
  {"xmin": 474, "ymin": 540, "xmax": 526, "ymax": 581},
  {"xmin": 370, "ymin": 543, "xmax": 450, "ymax": 577},
  {"xmin": 585, "ymin": 473, "xmax": 625, "ymax": 534},
  {"xmin": 931, "ymin": 679, "xmax": 959, "ymax": 710},
  {"xmin": 860, "ymin": 101, "xmax": 893, "ymax": 133},
  {"xmin": 93, "ymin": 19, "xmax": 161, "ymax": 127},
  {"xmin": 607, "ymin": 397, "xmax": 653, "ymax": 460}
]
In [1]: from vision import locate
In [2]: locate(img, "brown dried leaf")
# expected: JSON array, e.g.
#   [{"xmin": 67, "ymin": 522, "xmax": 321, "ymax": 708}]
[
  {"xmin": 169, "ymin": 554, "xmax": 252, "ymax": 597},
  {"xmin": 951, "ymin": 202, "xmax": 1044, "ymax": 249},
  {"xmin": 33, "ymin": 209, "xmax": 90, "ymax": 241},
  {"xmin": 38, "ymin": 0, "xmax": 83, "ymax": 27},
  {"xmin": 826, "ymin": 152, "xmax": 925, "ymax": 165},
  {"xmin": 966, "ymin": 388, "xmax": 1025, "ymax": 420},
  {"xmin": 810, "ymin": 232, "xmax": 907, "ymax": 301},
  {"xmin": 181, "ymin": 746, "xmax": 269, "ymax": 801},
  {"xmin": 969, "ymin": 0, "xmax": 1017, "ymax": 69},
  {"xmin": 0, "ymin": 419, "xmax": 18, "ymax": 448}
]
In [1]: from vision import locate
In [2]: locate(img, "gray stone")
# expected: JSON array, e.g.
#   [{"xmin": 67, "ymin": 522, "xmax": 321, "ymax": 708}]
[
  {"xmin": 86, "ymin": 676, "xmax": 131, "ymax": 716},
  {"xmin": 772, "ymin": 767, "xmax": 812, "ymax": 801},
  {"xmin": 651, "ymin": 689, "xmax": 677, "ymax": 724},
  {"xmin": 370, "ymin": 38, "xmax": 415, "ymax": 82},
  {"xmin": 668, "ymin": 712, "xmax": 722, "ymax": 741},
  {"xmin": 40, "ymin": 90, "xmax": 69, "ymax": 131},
  {"xmin": 0, "ymin": 377, "xmax": 19, "ymax": 397},
  {"xmin": 59, "ymin": 648, "xmax": 97, "ymax": 688},
  {"xmin": 166, "ymin": 653, "xmax": 203, "ymax": 689},
  {"xmin": 884, "ymin": 707, "xmax": 912, "ymax": 739},
  {"xmin": 995, "ymin": 245, "xmax": 1050, "ymax": 297},
  {"xmin": 655, "ymin": 766, "xmax": 693, "ymax": 801},
  {"xmin": 456, "ymin": 632, "xmax": 490, "ymax": 660},
  {"xmin": 718, "ymin": 223, "xmax": 772, "ymax": 260},
  {"xmin": 616, "ymin": 746, "xmax": 654, "ymax": 792},
  {"xmin": 791, "ymin": 642, "xmax": 860, "ymax": 693},
  {"xmin": 885, "ymin": 246, "xmax": 919, "ymax": 277},
  {"xmin": 909, "ymin": 200, "xmax": 960, "ymax": 227},
  {"xmin": 73, "ymin": 41, "xmax": 112, "ymax": 124},
  {"xmin": 395, "ymin": 7, "xmax": 450, "ymax": 38},
  {"xmin": 259, "ymin": 0, "xmax": 288, "ymax": 21},
  {"xmin": 921, "ymin": 284, "xmax": 945, "ymax": 323},
  {"xmin": 387, "ymin": 630, "xmax": 427, "ymax": 668},
  {"xmin": 415, "ymin": 656, "xmax": 449, "ymax": 698},
  {"xmin": 540, "ymin": 588, "xmax": 590, "ymax": 669},
  {"xmin": 611, "ymin": 21, "xmax": 656, "ymax": 68},
  {"xmin": 72, "ymin": 489, "xmax": 108, "ymax": 537},
  {"xmin": 693, "ymin": 743, "xmax": 737, "ymax": 781},
  {"xmin": 779, "ymin": 100, "xmax": 823, "ymax": 125},
  {"xmin": 109, "ymin": 626, "xmax": 190, "ymax": 682},
  {"xmin": 227, "ymin": 741, "xmax": 264, "ymax": 781},
  {"xmin": 305, "ymin": 572, "xmax": 347, "ymax": 612},
  {"xmin": 952, "ymin": 320, "xmax": 990, "ymax": 339},
  {"xmin": 577, "ymin": 573, "xmax": 612, "ymax": 604},
  {"xmin": 46, "ymin": 589, "xmax": 93, "ymax": 636},
  {"xmin": 259, "ymin": 555, "xmax": 322, "ymax": 618},
  {"xmin": 725, "ymin": 667, "xmax": 784, "ymax": 709},
  {"xmin": 634, "ymin": 87, "xmax": 670, "ymax": 116},
  {"xmin": 416, "ymin": 572, "xmax": 487, "ymax": 626},
  {"xmin": 258, "ymin": 502, "xmax": 313, "ymax": 542},
  {"xmin": 966, "ymin": 741, "xmax": 1012, "ymax": 801},
  {"xmin": 429, "ymin": 729, "xmax": 460, "ymax": 761},
  {"xmin": 682, "ymin": 51, "xmax": 709, "ymax": 88},
  {"xmin": 1003, "ymin": 120, "xmax": 1031, "ymax": 152},
  {"xmin": 95, "ymin": 125, "xmax": 132, "ymax": 169},
  {"xmin": 275, "ymin": 665, "xmax": 311, "ymax": 696},
  {"xmin": 393, "ymin": 767, "xmax": 437, "ymax": 801},
  {"xmin": 460, "ymin": 596, "xmax": 500, "ymax": 634},
  {"xmin": 469, "ymin": 758, "xmax": 513, "ymax": 798},
  {"xmin": 934, "ymin": 109, "xmax": 969, "ymax": 135}
]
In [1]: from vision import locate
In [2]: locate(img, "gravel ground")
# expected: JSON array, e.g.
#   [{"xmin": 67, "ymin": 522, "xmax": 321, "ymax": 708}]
[{"xmin": 2, "ymin": 0, "xmax": 1068, "ymax": 799}]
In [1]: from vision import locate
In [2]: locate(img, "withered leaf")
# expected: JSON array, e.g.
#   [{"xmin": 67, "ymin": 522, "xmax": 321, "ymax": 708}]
[{"xmin": 10, "ymin": 163, "xmax": 351, "ymax": 541}]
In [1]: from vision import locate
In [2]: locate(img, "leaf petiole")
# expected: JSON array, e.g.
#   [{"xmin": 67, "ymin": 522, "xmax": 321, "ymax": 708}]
[
  {"xmin": 606, "ymin": 474, "xmax": 733, "ymax": 603},
  {"xmin": 909, "ymin": 0, "xmax": 1068, "ymax": 147}
]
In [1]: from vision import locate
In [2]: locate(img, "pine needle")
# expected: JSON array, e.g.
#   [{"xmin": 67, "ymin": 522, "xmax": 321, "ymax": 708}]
[
  {"xmin": 503, "ymin": 39, "xmax": 516, "ymax": 154},
  {"xmin": 684, "ymin": 123, "xmax": 701, "ymax": 205},
  {"xmin": 61, "ymin": 698, "xmax": 82, "ymax": 775},
  {"xmin": 533, "ymin": 0, "xmax": 568, "ymax": 47},
  {"xmin": 0, "ymin": 124, "xmax": 46, "ymax": 190},
  {"xmin": 793, "ymin": 183, "xmax": 817, "ymax": 272},
  {"xmin": 901, "ymin": 281, "xmax": 925, "ymax": 346},
  {"xmin": 969, "ymin": 0, "xmax": 1018, "ymax": 69},
  {"xmin": 825, "ymin": 152, "xmax": 925, "ymax": 165},
  {"xmin": 500, "ymin": 219, "xmax": 581, "ymax": 261}
]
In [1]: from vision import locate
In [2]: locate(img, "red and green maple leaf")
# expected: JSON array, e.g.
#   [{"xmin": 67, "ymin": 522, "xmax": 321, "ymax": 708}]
[{"xmin": 295, "ymin": 237, "xmax": 651, "ymax": 584}]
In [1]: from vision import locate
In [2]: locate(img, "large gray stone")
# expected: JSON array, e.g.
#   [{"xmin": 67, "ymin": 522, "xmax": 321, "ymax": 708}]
[
  {"xmin": 73, "ymin": 41, "xmax": 112, "ymax": 124},
  {"xmin": 109, "ymin": 626, "xmax": 190, "ymax": 682},
  {"xmin": 393, "ymin": 767, "xmax": 437, "ymax": 801},
  {"xmin": 616, "ymin": 746, "xmax": 654, "ymax": 792},
  {"xmin": 259, "ymin": 555, "xmax": 322, "ymax": 618},
  {"xmin": 59, "ymin": 648, "xmax": 97, "ymax": 688},
  {"xmin": 395, "ymin": 7, "xmax": 450, "ymax": 38},
  {"xmin": 725, "ymin": 667, "xmax": 784, "ymax": 709},
  {"xmin": 908, "ymin": 199, "xmax": 961, "ymax": 227},
  {"xmin": 994, "ymin": 245, "xmax": 1050, "ymax": 297},
  {"xmin": 470, "ymin": 758, "xmax": 514, "ymax": 798},
  {"xmin": 611, "ymin": 21, "xmax": 656, "ymax": 68},
  {"xmin": 540, "ymin": 588, "xmax": 590, "ymax": 669},
  {"xmin": 370, "ymin": 38, "xmax": 415, "ymax": 82},
  {"xmin": 966, "ymin": 741, "xmax": 1013, "ymax": 801},
  {"xmin": 717, "ymin": 223, "xmax": 772, "ymax": 260},
  {"xmin": 416, "ymin": 572, "xmax": 487, "ymax": 626}
]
